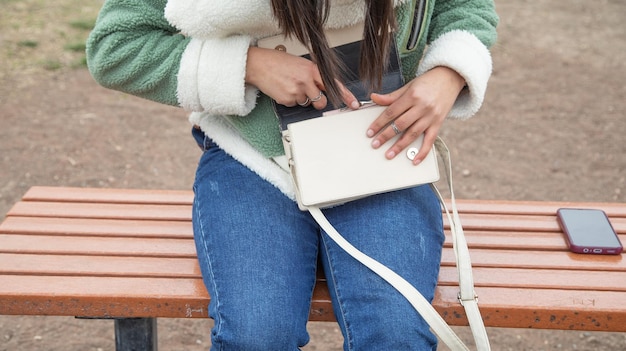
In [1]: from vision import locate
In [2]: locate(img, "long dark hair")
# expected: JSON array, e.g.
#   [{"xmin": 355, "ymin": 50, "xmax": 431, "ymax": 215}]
[{"xmin": 270, "ymin": 0, "xmax": 396, "ymax": 106}]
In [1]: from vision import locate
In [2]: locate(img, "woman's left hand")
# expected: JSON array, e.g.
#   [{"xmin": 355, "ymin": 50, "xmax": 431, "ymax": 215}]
[{"xmin": 366, "ymin": 66, "xmax": 466, "ymax": 165}]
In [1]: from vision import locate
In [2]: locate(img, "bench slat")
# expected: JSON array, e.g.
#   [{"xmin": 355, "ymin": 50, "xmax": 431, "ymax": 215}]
[
  {"xmin": 0, "ymin": 235, "xmax": 196, "ymax": 258},
  {"xmin": 0, "ymin": 253, "xmax": 200, "ymax": 278},
  {"xmin": 451, "ymin": 199, "xmax": 626, "ymax": 217},
  {"xmin": 2, "ymin": 232, "xmax": 624, "ymax": 272},
  {"xmin": 8, "ymin": 201, "xmax": 626, "ymax": 234},
  {"xmin": 2, "ymin": 253, "xmax": 625, "ymax": 292},
  {"xmin": 448, "ymin": 214, "xmax": 626, "ymax": 233},
  {"xmin": 3, "ymin": 233, "xmax": 624, "ymax": 273},
  {"xmin": 7, "ymin": 201, "xmax": 192, "ymax": 221},
  {"xmin": 1, "ymin": 274, "xmax": 625, "ymax": 331},
  {"xmin": 22, "ymin": 186, "xmax": 193, "ymax": 205},
  {"xmin": 5, "ymin": 215, "xmax": 625, "ymax": 252},
  {"xmin": 448, "ymin": 266, "xmax": 626, "ymax": 291},
  {"xmin": 436, "ymin": 286, "xmax": 626, "ymax": 331},
  {"xmin": 441, "ymin": 248, "xmax": 626, "ymax": 271},
  {"xmin": 0, "ymin": 275, "xmax": 210, "ymax": 318},
  {"xmin": 22, "ymin": 186, "xmax": 626, "ymax": 217},
  {"xmin": 0, "ymin": 216, "xmax": 192, "ymax": 238}
]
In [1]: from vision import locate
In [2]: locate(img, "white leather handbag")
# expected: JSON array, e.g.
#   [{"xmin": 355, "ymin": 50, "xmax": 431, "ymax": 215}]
[{"xmin": 282, "ymin": 102, "xmax": 439, "ymax": 210}]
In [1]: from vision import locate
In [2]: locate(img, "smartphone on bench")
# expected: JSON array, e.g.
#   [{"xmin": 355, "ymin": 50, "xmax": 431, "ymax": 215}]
[{"xmin": 557, "ymin": 208, "xmax": 623, "ymax": 255}]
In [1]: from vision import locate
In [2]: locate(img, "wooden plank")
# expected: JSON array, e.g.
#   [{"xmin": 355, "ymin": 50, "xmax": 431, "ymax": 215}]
[
  {"xmin": 0, "ymin": 235, "xmax": 196, "ymax": 258},
  {"xmin": 0, "ymin": 253, "xmax": 201, "ymax": 278},
  {"xmin": 6, "ymin": 215, "xmax": 625, "ymax": 252},
  {"xmin": 0, "ymin": 275, "xmax": 210, "ymax": 318},
  {"xmin": 0, "ymin": 215, "xmax": 585, "ymax": 252},
  {"xmin": 22, "ymin": 186, "xmax": 626, "ymax": 218},
  {"xmin": 0, "ymin": 216, "xmax": 192, "ymax": 238},
  {"xmin": 6, "ymin": 201, "xmax": 192, "ymax": 221},
  {"xmin": 0, "ymin": 225, "xmax": 572, "ymax": 251},
  {"xmin": 1, "ymin": 275, "xmax": 625, "ymax": 331},
  {"xmin": 445, "ymin": 230, "xmax": 626, "ymax": 250},
  {"xmin": 445, "ymin": 230, "xmax": 569, "ymax": 251},
  {"xmin": 447, "ymin": 213, "xmax": 626, "ymax": 234},
  {"xmin": 22, "ymin": 186, "xmax": 193, "ymax": 205},
  {"xmin": 441, "ymin": 248, "xmax": 626, "ymax": 272},
  {"xmin": 436, "ymin": 286, "xmax": 626, "ymax": 331},
  {"xmin": 438, "ymin": 266, "xmax": 626, "ymax": 291},
  {"xmin": 2, "ymin": 253, "xmax": 624, "ymax": 293},
  {"xmin": 447, "ymin": 213, "xmax": 560, "ymax": 232},
  {"xmin": 451, "ymin": 199, "xmax": 626, "ymax": 217},
  {"xmin": 7, "ymin": 201, "xmax": 625, "ymax": 235},
  {"xmin": 2, "ymin": 232, "xmax": 624, "ymax": 272}
]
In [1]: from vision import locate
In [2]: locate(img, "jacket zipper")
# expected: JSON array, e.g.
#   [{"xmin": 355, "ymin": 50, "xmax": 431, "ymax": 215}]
[{"xmin": 406, "ymin": 0, "xmax": 428, "ymax": 51}]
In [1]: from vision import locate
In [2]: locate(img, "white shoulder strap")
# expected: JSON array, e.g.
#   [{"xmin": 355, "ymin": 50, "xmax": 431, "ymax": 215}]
[{"xmin": 307, "ymin": 138, "xmax": 490, "ymax": 351}]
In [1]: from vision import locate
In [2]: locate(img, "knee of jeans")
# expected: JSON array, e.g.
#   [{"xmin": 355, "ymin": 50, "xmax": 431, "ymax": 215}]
[
  {"xmin": 345, "ymin": 315, "xmax": 437, "ymax": 351},
  {"xmin": 212, "ymin": 316, "xmax": 308, "ymax": 350}
]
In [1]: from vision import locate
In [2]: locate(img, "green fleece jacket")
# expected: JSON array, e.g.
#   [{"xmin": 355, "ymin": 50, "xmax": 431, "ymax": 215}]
[{"xmin": 87, "ymin": 0, "xmax": 497, "ymax": 197}]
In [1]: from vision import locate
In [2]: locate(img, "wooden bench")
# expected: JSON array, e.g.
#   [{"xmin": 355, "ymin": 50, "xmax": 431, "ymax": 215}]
[{"xmin": 1, "ymin": 186, "xmax": 625, "ymax": 350}]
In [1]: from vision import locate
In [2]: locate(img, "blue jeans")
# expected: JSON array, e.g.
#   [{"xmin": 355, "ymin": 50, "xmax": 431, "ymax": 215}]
[{"xmin": 191, "ymin": 128, "xmax": 444, "ymax": 350}]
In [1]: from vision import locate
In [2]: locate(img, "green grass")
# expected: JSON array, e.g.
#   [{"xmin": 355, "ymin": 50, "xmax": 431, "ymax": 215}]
[
  {"xmin": 65, "ymin": 18, "xmax": 95, "ymax": 67},
  {"xmin": 65, "ymin": 41, "xmax": 87, "ymax": 53},
  {"xmin": 18, "ymin": 40, "xmax": 39, "ymax": 48},
  {"xmin": 69, "ymin": 18, "xmax": 95, "ymax": 31},
  {"xmin": 0, "ymin": 0, "xmax": 100, "ymax": 72}
]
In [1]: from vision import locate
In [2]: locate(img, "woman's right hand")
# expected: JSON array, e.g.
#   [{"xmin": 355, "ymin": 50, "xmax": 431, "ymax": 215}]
[{"xmin": 245, "ymin": 47, "xmax": 359, "ymax": 110}]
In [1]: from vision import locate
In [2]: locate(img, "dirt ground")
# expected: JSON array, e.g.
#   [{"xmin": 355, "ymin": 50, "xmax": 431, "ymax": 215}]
[{"xmin": 1, "ymin": 0, "xmax": 625, "ymax": 350}]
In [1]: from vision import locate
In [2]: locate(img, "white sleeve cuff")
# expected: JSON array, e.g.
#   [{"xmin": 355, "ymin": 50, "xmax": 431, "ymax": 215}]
[
  {"xmin": 177, "ymin": 36, "xmax": 258, "ymax": 115},
  {"xmin": 417, "ymin": 30, "xmax": 493, "ymax": 120}
]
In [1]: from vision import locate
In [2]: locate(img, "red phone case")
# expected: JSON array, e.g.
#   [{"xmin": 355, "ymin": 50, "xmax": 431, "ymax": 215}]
[{"xmin": 557, "ymin": 208, "xmax": 623, "ymax": 255}]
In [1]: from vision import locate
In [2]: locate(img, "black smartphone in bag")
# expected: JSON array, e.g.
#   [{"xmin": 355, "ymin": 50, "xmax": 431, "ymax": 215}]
[{"xmin": 556, "ymin": 208, "xmax": 623, "ymax": 255}]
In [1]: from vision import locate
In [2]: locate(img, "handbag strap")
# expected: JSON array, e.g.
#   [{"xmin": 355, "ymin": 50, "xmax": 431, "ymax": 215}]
[{"xmin": 306, "ymin": 138, "xmax": 490, "ymax": 351}]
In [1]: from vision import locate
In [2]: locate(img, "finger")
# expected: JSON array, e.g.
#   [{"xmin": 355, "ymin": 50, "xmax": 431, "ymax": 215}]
[
  {"xmin": 308, "ymin": 90, "xmax": 328, "ymax": 110},
  {"xmin": 370, "ymin": 115, "xmax": 408, "ymax": 151},
  {"xmin": 409, "ymin": 128, "xmax": 439, "ymax": 166},
  {"xmin": 296, "ymin": 96, "xmax": 311, "ymax": 107},
  {"xmin": 383, "ymin": 118, "xmax": 428, "ymax": 160},
  {"xmin": 303, "ymin": 68, "xmax": 328, "ymax": 110},
  {"xmin": 370, "ymin": 84, "xmax": 408, "ymax": 106},
  {"xmin": 367, "ymin": 91, "xmax": 410, "ymax": 138},
  {"xmin": 338, "ymin": 81, "xmax": 360, "ymax": 110},
  {"xmin": 369, "ymin": 92, "xmax": 393, "ymax": 106}
]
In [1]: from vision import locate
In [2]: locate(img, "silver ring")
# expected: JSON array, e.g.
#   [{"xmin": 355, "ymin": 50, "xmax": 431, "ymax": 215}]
[
  {"xmin": 297, "ymin": 97, "xmax": 310, "ymax": 107},
  {"xmin": 310, "ymin": 91, "xmax": 323, "ymax": 102},
  {"xmin": 390, "ymin": 121, "xmax": 401, "ymax": 135}
]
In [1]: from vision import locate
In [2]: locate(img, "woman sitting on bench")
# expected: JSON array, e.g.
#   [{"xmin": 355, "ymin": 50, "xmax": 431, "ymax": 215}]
[{"xmin": 86, "ymin": 0, "xmax": 498, "ymax": 349}]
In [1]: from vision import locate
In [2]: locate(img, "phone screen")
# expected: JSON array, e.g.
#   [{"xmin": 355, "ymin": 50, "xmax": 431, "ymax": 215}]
[{"xmin": 557, "ymin": 208, "xmax": 623, "ymax": 254}]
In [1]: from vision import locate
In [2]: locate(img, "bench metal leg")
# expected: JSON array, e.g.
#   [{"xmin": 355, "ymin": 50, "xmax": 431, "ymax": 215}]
[{"xmin": 114, "ymin": 318, "xmax": 158, "ymax": 351}]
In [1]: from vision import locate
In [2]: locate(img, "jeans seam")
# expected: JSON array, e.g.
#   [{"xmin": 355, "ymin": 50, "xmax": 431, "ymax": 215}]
[
  {"xmin": 193, "ymin": 188, "xmax": 224, "ymax": 350},
  {"xmin": 320, "ymin": 232, "xmax": 355, "ymax": 351}
]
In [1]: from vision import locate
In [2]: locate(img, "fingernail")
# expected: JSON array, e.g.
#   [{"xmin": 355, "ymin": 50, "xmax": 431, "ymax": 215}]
[
  {"xmin": 371, "ymin": 139, "xmax": 380, "ymax": 148},
  {"xmin": 366, "ymin": 129, "xmax": 375, "ymax": 137},
  {"xmin": 351, "ymin": 101, "xmax": 360, "ymax": 109},
  {"xmin": 386, "ymin": 150, "xmax": 396, "ymax": 159}
]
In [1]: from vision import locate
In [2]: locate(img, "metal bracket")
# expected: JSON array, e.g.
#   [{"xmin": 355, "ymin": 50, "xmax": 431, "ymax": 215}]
[{"xmin": 457, "ymin": 291, "xmax": 479, "ymax": 307}]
